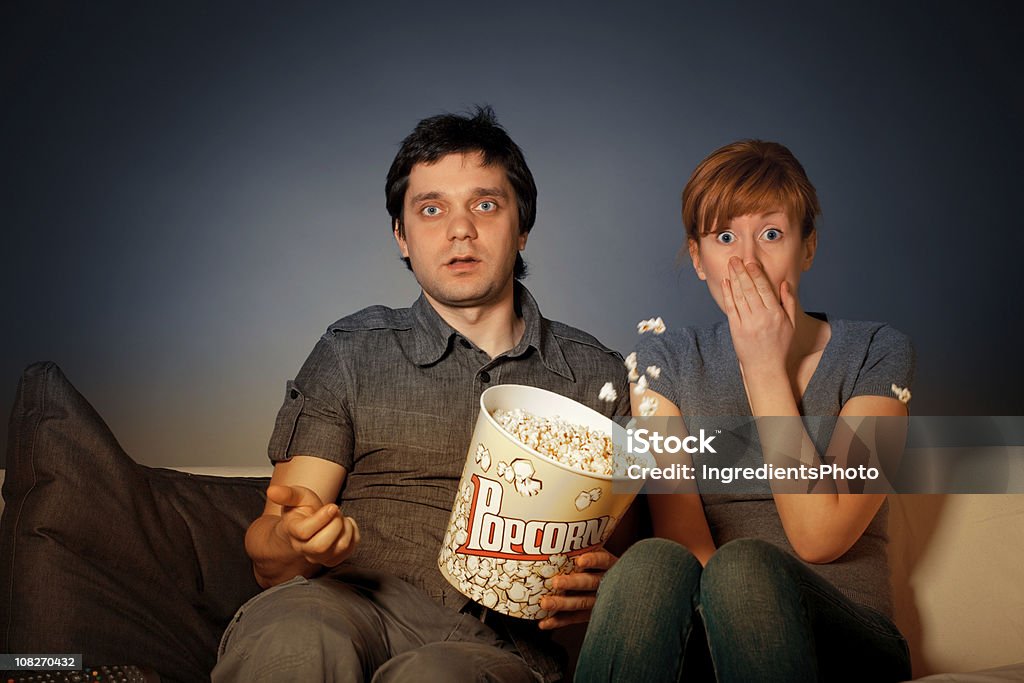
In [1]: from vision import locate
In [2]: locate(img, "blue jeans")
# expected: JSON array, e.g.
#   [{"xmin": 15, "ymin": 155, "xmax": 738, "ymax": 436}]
[{"xmin": 575, "ymin": 538, "xmax": 911, "ymax": 683}]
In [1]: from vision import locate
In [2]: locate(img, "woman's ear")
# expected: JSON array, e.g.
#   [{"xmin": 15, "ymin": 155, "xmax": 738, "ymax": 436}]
[
  {"xmin": 801, "ymin": 230, "xmax": 817, "ymax": 272},
  {"xmin": 688, "ymin": 238, "xmax": 707, "ymax": 280}
]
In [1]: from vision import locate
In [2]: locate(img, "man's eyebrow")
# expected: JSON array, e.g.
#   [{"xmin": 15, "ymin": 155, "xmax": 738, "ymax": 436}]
[
  {"xmin": 409, "ymin": 191, "xmax": 444, "ymax": 203},
  {"xmin": 471, "ymin": 187, "xmax": 509, "ymax": 198}
]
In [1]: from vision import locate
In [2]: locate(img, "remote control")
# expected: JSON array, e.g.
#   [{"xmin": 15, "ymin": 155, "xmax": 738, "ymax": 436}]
[{"xmin": 3, "ymin": 665, "xmax": 149, "ymax": 683}]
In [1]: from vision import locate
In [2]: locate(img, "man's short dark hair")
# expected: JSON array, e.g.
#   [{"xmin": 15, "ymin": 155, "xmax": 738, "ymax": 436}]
[{"xmin": 386, "ymin": 105, "xmax": 536, "ymax": 279}]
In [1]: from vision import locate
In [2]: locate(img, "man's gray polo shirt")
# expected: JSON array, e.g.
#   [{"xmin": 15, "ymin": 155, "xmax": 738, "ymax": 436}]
[{"xmin": 268, "ymin": 284, "xmax": 629, "ymax": 624}]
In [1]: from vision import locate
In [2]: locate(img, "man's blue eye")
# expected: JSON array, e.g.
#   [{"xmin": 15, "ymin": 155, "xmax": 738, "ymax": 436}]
[
  {"xmin": 423, "ymin": 206, "xmax": 440, "ymax": 216},
  {"xmin": 478, "ymin": 201, "xmax": 495, "ymax": 211},
  {"xmin": 763, "ymin": 228, "xmax": 781, "ymax": 241},
  {"xmin": 716, "ymin": 232, "xmax": 735, "ymax": 244}
]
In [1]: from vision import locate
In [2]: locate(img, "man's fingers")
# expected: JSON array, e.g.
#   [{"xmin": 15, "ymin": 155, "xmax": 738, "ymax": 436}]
[
  {"xmin": 288, "ymin": 503, "xmax": 339, "ymax": 542},
  {"xmin": 324, "ymin": 516, "xmax": 358, "ymax": 555},
  {"xmin": 299, "ymin": 511, "xmax": 344, "ymax": 552},
  {"xmin": 324, "ymin": 517, "xmax": 361, "ymax": 566},
  {"xmin": 574, "ymin": 549, "xmax": 617, "ymax": 571},
  {"xmin": 553, "ymin": 572, "xmax": 602, "ymax": 593},
  {"xmin": 346, "ymin": 516, "xmax": 361, "ymax": 547},
  {"xmin": 532, "ymin": 598, "xmax": 598, "ymax": 630},
  {"xmin": 267, "ymin": 484, "xmax": 324, "ymax": 510},
  {"xmin": 542, "ymin": 593, "xmax": 596, "ymax": 613},
  {"xmin": 538, "ymin": 605, "xmax": 595, "ymax": 630},
  {"xmin": 535, "ymin": 550, "xmax": 615, "ymax": 629}
]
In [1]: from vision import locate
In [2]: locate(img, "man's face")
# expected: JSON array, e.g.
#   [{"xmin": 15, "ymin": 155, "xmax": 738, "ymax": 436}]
[
  {"xmin": 689, "ymin": 210, "xmax": 816, "ymax": 314},
  {"xmin": 395, "ymin": 151, "xmax": 526, "ymax": 310}
]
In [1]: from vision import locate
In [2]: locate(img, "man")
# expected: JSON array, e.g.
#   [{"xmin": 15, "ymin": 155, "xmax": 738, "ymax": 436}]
[{"xmin": 212, "ymin": 106, "xmax": 630, "ymax": 682}]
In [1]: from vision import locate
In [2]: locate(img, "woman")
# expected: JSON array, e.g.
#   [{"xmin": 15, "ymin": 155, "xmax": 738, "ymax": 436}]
[{"xmin": 576, "ymin": 140, "xmax": 914, "ymax": 682}]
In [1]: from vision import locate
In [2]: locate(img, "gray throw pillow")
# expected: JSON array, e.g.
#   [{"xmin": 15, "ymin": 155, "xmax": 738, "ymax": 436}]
[{"xmin": 0, "ymin": 362, "xmax": 269, "ymax": 683}]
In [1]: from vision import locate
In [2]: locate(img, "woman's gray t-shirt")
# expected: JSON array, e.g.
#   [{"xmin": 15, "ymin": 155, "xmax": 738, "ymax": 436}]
[{"xmin": 635, "ymin": 315, "xmax": 915, "ymax": 616}]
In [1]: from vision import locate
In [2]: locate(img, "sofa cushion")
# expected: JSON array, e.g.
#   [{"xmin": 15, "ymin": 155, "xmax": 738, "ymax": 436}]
[{"xmin": 0, "ymin": 362, "xmax": 269, "ymax": 683}]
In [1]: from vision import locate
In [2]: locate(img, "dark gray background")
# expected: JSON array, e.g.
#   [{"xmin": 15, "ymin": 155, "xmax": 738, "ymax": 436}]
[{"xmin": 3, "ymin": 1, "xmax": 1022, "ymax": 468}]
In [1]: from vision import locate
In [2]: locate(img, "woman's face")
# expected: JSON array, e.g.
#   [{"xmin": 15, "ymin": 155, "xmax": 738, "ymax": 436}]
[{"xmin": 688, "ymin": 210, "xmax": 816, "ymax": 314}]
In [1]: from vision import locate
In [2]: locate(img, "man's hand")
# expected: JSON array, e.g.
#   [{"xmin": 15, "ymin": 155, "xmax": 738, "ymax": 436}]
[
  {"xmin": 722, "ymin": 256, "xmax": 796, "ymax": 374},
  {"xmin": 537, "ymin": 549, "xmax": 617, "ymax": 630},
  {"xmin": 266, "ymin": 484, "xmax": 361, "ymax": 568}
]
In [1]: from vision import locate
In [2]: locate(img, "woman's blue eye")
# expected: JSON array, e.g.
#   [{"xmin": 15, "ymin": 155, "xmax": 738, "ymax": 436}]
[
  {"xmin": 763, "ymin": 228, "xmax": 781, "ymax": 241},
  {"xmin": 716, "ymin": 232, "xmax": 735, "ymax": 245}
]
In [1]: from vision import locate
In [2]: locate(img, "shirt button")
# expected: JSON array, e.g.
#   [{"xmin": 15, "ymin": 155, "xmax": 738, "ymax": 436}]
[
  {"xmin": 479, "ymin": 371, "xmax": 491, "ymax": 383},
  {"xmin": 290, "ymin": 389, "xmax": 299, "ymax": 399}
]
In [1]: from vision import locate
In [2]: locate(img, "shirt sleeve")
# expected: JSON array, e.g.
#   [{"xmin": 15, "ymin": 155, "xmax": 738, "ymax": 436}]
[
  {"xmin": 850, "ymin": 324, "xmax": 916, "ymax": 402},
  {"xmin": 267, "ymin": 334, "xmax": 355, "ymax": 471}
]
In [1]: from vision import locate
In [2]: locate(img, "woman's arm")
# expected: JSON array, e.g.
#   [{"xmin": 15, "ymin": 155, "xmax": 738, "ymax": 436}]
[
  {"xmin": 724, "ymin": 257, "xmax": 907, "ymax": 563},
  {"xmin": 632, "ymin": 388, "xmax": 718, "ymax": 565},
  {"xmin": 747, "ymin": 373, "xmax": 904, "ymax": 563}
]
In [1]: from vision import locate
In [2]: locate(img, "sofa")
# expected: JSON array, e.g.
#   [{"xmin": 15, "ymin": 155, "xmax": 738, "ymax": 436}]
[
  {"xmin": 1, "ymin": 363, "xmax": 268, "ymax": 682},
  {"xmin": 2, "ymin": 362, "xmax": 1022, "ymax": 681}
]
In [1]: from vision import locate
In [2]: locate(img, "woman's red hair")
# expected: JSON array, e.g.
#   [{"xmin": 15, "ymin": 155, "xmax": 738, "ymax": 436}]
[{"xmin": 682, "ymin": 140, "xmax": 821, "ymax": 243}]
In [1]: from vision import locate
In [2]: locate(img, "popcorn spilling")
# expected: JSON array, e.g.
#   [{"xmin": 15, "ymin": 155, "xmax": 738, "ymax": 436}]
[
  {"xmin": 639, "ymin": 395, "xmax": 660, "ymax": 416},
  {"xmin": 625, "ymin": 352, "xmax": 640, "ymax": 382},
  {"xmin": 637, "ymin": 317, "xmax": 666, "ymax": 335},
  {"xmin": 599, "ymin": 382, "xmax": 618, "ymax": 403},
  {"xmin": 602, "ymin": 323, "xmax": 668, "ymax": 406},
  {"xmin": 890, "ymin": 384, "xmax": 912, "ymax": 404},
  {"xmin": 492, "ymin": 408, "xmax": 618, "ymax": 476}
]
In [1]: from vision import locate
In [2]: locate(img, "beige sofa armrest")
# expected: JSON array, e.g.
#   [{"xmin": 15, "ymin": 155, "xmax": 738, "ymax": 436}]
[{"xmin": 889, "ymin": 494, "xmax": 1024, "ymax": 678}]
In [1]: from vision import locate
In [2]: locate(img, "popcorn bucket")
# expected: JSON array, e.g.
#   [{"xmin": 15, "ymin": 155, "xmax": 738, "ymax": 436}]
[{"xmin": 438, "ymin": 384, "xmax": 646, "ymax": 620}]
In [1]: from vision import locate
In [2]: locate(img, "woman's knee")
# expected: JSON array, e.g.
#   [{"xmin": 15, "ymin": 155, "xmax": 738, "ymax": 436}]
[
  {"xmin": 601, "ymin": 538, "xmax": 702, "ymax": 600},
  {"xmin": 701, "ymin": 539, "xmax": 800, "ymax": 609},
  {"xmin": 709, "ymin": 537, "xmax": 785, "ymax": 564},
  {"xmin": 577, "ymin": 539, "xmax": 704, "ymax": 682}
]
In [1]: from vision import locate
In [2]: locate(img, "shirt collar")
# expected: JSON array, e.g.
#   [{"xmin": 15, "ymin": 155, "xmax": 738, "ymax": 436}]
[
  {"xmin": 408, "ymin": 293, "xmax": 457, "ymax": 366},
  {"xmin": 408, "ymin": 283, "xmax": 573, "ymax": 380}
]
